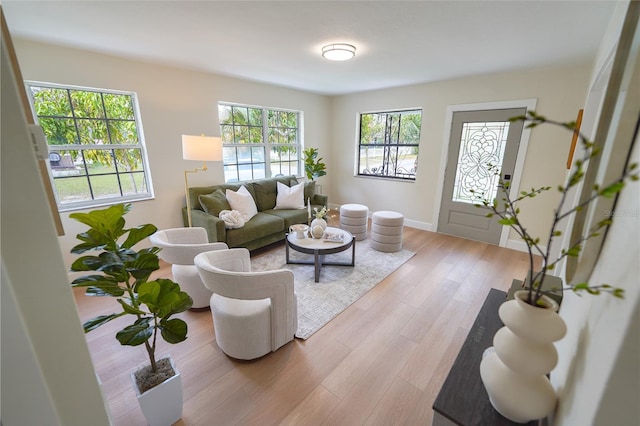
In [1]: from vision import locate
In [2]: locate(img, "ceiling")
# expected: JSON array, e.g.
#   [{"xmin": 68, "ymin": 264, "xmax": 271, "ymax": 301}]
[{"xmin": 3, "ymin": 1, "xmax": 617, "ymax": 96}]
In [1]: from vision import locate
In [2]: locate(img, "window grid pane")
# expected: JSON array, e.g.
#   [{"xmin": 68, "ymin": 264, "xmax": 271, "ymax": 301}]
[
  {"xmin": 218, "ymin": 103, "xmax": 301, "ymax": 183},
  {"xmin": 27, "ymin": 83, "xmax": 152, "ymax": 209},
  {"xmin": 358, "ymin": 110, "xmax": 421, "ymax": 180}
]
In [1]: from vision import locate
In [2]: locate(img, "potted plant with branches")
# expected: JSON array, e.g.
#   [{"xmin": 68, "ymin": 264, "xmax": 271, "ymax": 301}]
[
  {"xmin": 70, "ymin": 203, "xmax": 193, "ymax": 426},
  {"xmin": 474, "ymin": 111, "xmax": 636, "ymax": 305},
  {"xmin": 474, "ymin": 111, "xmax": 638, "ymax": 423},
  {"xmin": 303, "ymin": 147, "xmax": 327, "ymax": 181}
]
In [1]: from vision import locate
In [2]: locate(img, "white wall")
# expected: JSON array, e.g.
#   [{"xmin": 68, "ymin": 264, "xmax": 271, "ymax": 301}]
[
  {"xmin": 552, "ymin": 2, "xmax": 640, "ymax": 425},
  {"xmin": 1, "ymin": 35, "xmax": 111, "ymax": 425},
  {"xmin": 13, "ymin": 38, "xmax": 331, "ymax": 267},
  {"xmin": 553, "ymin": 141, "xmax": 639, "ymax": 426},
  {"xmin": 329, "ymin": 64, "xmax": 591, "ymax": 246}
]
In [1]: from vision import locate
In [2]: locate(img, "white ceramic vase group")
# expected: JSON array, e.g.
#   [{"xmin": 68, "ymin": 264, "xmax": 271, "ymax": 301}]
[
  {"xmin": 310, "ymin": 217, "xmax": 327, "ymax": 238},
  {"xmin": 480, "ymin": 290, "xmax": 567, "ymax": 423}
]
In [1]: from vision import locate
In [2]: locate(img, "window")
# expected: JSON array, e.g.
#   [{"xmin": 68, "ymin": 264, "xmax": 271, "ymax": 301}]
[
  {"xmin": 26, "ymin": 82, "xmax": 152, "ymax": 211},
  {"xmin": 358, "ymin": 109, "xmax": 422, "ymax": 180},
  {"xmin": 218, "ymin": 103, "xmax": 301, "ymax": 182}
]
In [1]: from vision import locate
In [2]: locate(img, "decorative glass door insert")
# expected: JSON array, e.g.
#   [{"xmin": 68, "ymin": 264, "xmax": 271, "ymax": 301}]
[{"xmin": 452, "ymin": 121, "xmax": 510, "ymax": 204}]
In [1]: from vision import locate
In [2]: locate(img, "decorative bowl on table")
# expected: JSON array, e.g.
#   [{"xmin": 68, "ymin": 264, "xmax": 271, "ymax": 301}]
[{"xmin": 289, "ymin": 224, "xmax": 309, "ymax": 239}]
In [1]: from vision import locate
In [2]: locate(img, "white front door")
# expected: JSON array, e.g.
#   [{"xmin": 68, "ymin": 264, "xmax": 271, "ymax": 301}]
[{"xmin": 437, "ymin": 108, "xmax": 526, "ymax": 245}]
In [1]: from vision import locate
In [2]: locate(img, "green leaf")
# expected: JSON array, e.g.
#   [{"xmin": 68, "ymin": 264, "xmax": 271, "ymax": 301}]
[
  {"xmin": 70, "ymin": 204, "xmax": 130, "ymax": 246},
  {"xmin": 137, "ymin": 280, "xmax": 162, "ymax": 307},
  {"xmin": 70, "ymin": 255, "xmax": 101, "ymax": 272},
  {"xmin": 72, "ymin": 274, "xmax": 115, "ymax": 286},
  {"xmin": 71, "ymin": 275, "xmax": 125, "ymax": 297},
  {"xmin": 70, "ymin": 203, "xmax": 131, "ymax": 229},
  {"xmin": 122, "ymin": 224, "xmax": 158, "ymax": 249},
  {"xmin": 117, "ymin": 299, "xmax": 146, "ymax": 315},
  {"xmin": 138, "ymin": 279, "xmax": 193, "ymax": 317},
  {"xmin": 498, "ymin": 217, "xmax": 517, "ymax": 226},
  {"xmin": 83, "ymin": 313, "xmax": 125, "ymax": 332},
  {"xmin": 97, "ymin": 251, "xmax": 125, "ymax": 272},
  {"xmin": 160, "ymin": 318, "xmax": 188, "ymax": 344},
  {"xmin": 127, "ymin": 251, "xmax": 160, "ymax": 280},
  {"xmin": 613, "ymin": 288, "xmax": 625, "ymax": 298},
  {"xmin": 600, "ymin": 182, "xmax": 625, "ymax": 198},
  {"xmin": 116, "ymin": 318, "xmax": 153, "ymax": 346}
]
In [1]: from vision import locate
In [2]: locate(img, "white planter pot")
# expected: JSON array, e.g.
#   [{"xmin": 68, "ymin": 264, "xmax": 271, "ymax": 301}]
[
  {"xmin": 131, "ymin": 356, "xmax": 183, "ymax": 426},
  {"xmin": 480, "ymin": 290, "xmax": 567, "ymax": 423}
]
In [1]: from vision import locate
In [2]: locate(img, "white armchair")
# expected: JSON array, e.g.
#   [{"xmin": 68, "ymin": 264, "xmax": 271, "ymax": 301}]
[
  {"xmin": 194, "ymin": 248, "xmax": 298, "ymax": 360},
  {"xmin": 150, "ymin": 227, "xmax": 228, "ymax": 309}
]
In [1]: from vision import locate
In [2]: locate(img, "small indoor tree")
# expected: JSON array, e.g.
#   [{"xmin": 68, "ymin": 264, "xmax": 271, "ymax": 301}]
[
  {"xmin": 70, "ymin": 203, "xmax": 193, "ymax": 392},
  {"xmin": 473, "ymin": 111, "xmax": 638, "ymax": 306},
  {"xmin": 303, "ymin": 147, "xmax": 327, "ymax": 180}
]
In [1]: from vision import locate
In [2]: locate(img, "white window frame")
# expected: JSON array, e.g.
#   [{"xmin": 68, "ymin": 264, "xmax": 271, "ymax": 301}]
[
  {"xmin": 357, "ymin": 108, "xmax": 422, "ymax": 181},
  {"xmin": 25, "ymin": 81, "xmax": 154, "ymax": 211},
  {"xmin": 218, "ymin": 102, "xmax": 303, "ymax": 183}
]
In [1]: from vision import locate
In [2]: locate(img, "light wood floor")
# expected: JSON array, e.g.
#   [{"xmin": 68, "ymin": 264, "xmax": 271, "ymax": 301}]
[{"xmin": 73, "ymin": 218, "xmax": 534, "ymax": 425}]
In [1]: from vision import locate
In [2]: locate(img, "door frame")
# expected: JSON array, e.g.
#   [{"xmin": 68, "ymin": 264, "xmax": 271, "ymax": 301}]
[{"xmin": 433, "ymin": 99, "xmax": 537, "ymax": 248}]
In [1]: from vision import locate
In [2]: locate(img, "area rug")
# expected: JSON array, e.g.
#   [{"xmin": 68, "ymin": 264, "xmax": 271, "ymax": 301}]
[{"xmin": 250, "ymin": 242, "xmax": 415, "ymax": 339}]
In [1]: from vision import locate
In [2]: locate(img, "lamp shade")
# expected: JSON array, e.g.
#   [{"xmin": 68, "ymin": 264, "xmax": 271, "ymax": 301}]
[
  {"xmin": 322, "ymin": 43, "xmax": 356, "ymax": 61},
  {"xmin": 182, "ymin": 135, "xmax": 222, "ymax": 161}
]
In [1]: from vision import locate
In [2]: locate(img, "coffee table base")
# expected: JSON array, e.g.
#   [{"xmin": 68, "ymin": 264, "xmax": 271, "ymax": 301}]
[{"xmin": 285, "ymin": 234, "xmax": 355, "ymax": 283}]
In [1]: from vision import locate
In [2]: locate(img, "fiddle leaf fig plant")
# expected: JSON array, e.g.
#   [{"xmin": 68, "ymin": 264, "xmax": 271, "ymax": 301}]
[
  {"xmin": 473, "ymin": 111, "xmax": 638, "ymax": 306},
  {"xmin": 303, "ymin": 147, "xmax": 327, "ymax": 180},
  {"xmin": 70, "ymin": 203, "xmax": 193, "ymax": 379}
]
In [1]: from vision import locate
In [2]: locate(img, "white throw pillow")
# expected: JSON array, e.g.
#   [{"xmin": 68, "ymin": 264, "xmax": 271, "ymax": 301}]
[
  {"xmin": 274, "ymin": 181, "xmax": 305, "ymax": 210},
  {"xmin": 225, "ymin": 185, "xmax": 258, "ymax": 222}
]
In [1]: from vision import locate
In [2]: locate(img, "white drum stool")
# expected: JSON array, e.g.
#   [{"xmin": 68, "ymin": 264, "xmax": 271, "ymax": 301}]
[
  {"xmin": 370, "ymin": 211, "xmax": 404, "ymax": 252},
  {"xmin": 340, "ymin": 204, "xmax": 369, "ymax": 241}
]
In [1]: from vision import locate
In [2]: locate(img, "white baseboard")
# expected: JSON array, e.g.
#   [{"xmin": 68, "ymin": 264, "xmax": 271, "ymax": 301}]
[
  {"xmin": 404, "ymin": 218, "xmax": 433, "ymax": 231},
  {"xmin": 506, "ymin": 239, "xmax": 529, "ymax": 253}
]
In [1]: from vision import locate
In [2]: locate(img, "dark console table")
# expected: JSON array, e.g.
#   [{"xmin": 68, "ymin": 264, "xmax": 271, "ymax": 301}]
[{"xmin": 432, "ymin": 288, "xmax": 537, "ymax": 426}]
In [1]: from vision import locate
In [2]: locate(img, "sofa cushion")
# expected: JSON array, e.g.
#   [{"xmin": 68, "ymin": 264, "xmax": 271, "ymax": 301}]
[
  {"xmin": 252, "ymin": 178, "xmax": 278, "ymax": 211},
  {"xmin": 189, "ymin": 183, "xmax": 246, "ymax": 212},
  {"xmin": 304, "ymin": 180, "xmax": 316, "ymax": 202},
  {"xmin": 263, "ymin": 208, "xmax": 309, "ymax": 229},
  {"xmin": 275, "ymin": 181, "xmax": 304, "ymax": 209},
  {"xmin": 252, "ymin": 176, "xmax": 293, "ymax": 211},
  {"xmin": 199, "ymin": 189, "xmax": 231, "ymax": 217},
  {"xmin": 226, "ymin": 186, "xmax": 258, "ymax": 222},
  {"xmin": 225, "ymin": 212, "xmax": 285, "ymax": 247}
]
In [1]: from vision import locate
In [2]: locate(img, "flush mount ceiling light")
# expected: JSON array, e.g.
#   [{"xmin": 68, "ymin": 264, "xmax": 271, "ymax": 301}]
[{"xmin": 322, "ymin": 43, "xmax": 356, "ymax": 61}]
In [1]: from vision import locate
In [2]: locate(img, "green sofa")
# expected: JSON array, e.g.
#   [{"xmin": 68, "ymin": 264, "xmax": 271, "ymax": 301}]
[{"xmin": 183, "ymin": 175, "xmax": 328, "ymax": 251}]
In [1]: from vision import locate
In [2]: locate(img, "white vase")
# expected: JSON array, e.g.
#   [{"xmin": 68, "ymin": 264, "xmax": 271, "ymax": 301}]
[
  {"xmin": 311, "ymin": 225, "xmax": 324, "ymax": 239},
  {"xmin": 311, "ymin": 217, "xmax": 327, "ymax": 230},
  {"xmin": 131, "ymin": 356, "xmax": 183, "ymax": 426},
  {"xmin": 480, "ymin": 290, "xmax": 567, "ymax": 423}
]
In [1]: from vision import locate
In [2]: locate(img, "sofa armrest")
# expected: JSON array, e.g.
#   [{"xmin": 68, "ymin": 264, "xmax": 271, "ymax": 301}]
[
  {"xmin": 182, "ymin": 208, "xmax": 226, "ymax": 243},
  {"xmin": 311, "ymin": 193, "xmax": 328, "ymax": 207}
]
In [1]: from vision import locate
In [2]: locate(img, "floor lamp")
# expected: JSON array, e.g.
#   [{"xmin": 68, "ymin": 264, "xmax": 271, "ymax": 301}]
[{"xmin": 183, "ymin": 134, "xmax": 223, "ymax": 227}]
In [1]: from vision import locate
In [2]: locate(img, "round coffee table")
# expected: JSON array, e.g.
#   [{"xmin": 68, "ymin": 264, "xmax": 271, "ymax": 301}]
[{"xmin": 285, "ymin": 226, "xmax": 355, "ymax": 283}]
